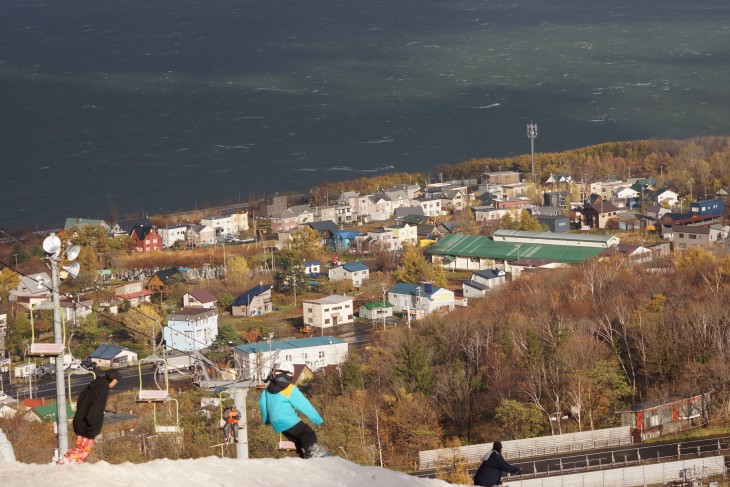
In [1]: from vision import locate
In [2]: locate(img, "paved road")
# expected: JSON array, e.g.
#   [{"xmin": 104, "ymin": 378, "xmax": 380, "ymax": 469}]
[
  {"xmin": 414, "ymin": 436, "xmax": 730, "ymax": 481},
  {"xmin": 1, "ymin": 363, "xmax": 162, "ymax": 403}
]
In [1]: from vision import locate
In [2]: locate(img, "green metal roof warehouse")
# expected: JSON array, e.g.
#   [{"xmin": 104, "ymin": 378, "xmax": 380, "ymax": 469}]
[{"xmin": 425, "ymin": 234, "xmax": 605, "ymax": 264}]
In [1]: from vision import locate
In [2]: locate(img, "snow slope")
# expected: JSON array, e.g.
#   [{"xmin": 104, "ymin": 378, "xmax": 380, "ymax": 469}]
[{"xmin": 0, "ymin": 456, "xmax": 457, "ymax": 487}]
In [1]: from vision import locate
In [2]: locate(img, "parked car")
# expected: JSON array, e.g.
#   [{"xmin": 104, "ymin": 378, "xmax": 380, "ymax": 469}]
[
  {"xmin": 80, "ymin": 360, "xmax": 96, "ymax": 370},
  {"xmin": 39, "ymin": 364, "xmax": 56, "ymax": 375}
]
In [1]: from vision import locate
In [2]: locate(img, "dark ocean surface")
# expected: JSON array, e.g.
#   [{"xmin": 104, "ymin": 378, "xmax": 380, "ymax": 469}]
[{"xmin": 2, "ymin": 0, "xmax": 729, "ymax": 230}]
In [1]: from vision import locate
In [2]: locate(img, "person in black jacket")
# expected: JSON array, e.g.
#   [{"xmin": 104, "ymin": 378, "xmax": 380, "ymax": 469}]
[
  {"xmin": 473, "ymin": 441, "xmax": 522, "ymax": 486},
  {"xmin": 58, "ymin": 369, "xmax": 120, "ymax": 464}
]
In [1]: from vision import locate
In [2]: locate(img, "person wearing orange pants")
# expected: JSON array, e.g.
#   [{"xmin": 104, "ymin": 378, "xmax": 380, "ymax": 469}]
[{"xmin": 58, "ymin": 369, "xmax": 120, "ymax": 464}]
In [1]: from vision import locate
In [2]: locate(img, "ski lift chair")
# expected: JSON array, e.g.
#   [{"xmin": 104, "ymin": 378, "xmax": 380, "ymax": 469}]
[
  {"xmin": 151, "ymin": 397, "xmax": 181, "ymax": 434},
  {"xmin": 67, "ymin": 368, "xmax": 95, "ymax": 411},
  {"xmin": 278, "ymin": 434, "xmax": 297, "ymax": 452},
  {"xmin": 136, "ymin": 352, "xmax": 180, "ymax": 434},
  {"xmin": 27, "ymin": 304, "xmax": 65, "ymax": 357},
  {"xmin": 136, "ymin": 352, "xmax": 170, "ymax": 402}
]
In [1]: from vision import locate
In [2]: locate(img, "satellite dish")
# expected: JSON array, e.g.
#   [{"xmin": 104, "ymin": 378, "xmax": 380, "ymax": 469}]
[
  {"xmin": 42, "ymin": 235, "xmax": 62, "ymax": 256},
  {"xmin": 62, "ymin": 262, "xmax": 81, "ymax": 279},
  {"xmin": 66, "ymin": 244, "xmax": 81, "ymax": 262}
]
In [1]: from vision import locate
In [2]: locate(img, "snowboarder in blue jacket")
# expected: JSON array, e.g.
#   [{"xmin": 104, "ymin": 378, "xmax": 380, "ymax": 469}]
[{"xmin": 259, "ymin": 362, "xmax": 325, "ymax": 458}]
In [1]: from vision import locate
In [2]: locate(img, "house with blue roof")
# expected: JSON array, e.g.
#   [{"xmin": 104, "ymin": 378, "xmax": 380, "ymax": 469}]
[
  {"xmin": 387, "ymin": 282, "xmax": 456, "ymax": 318},
  {"xmin": 328, "ymin": 261, "xmax": 370, "ymax": 288},
  {"xmin": 233, "ymin": 336, "xmax": 348, "ymax": 380},
  {"xmin": 331, "ymin": 230, "xmax": 361, "ymax": 252},
  {"xmin": 462, "ymin": 268, "xmax": 506, "ymax": 298},
  {"xmin": 231, "ymin": 284, "xmax": 273, "ymax": 317},
  {"xmin": 89, "ymin": 344, "xmax": 138, "ymax": 368}
]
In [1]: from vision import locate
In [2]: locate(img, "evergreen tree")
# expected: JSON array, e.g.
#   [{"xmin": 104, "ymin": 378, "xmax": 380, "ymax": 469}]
[
  {"xmin": 340, "ymin": 352, "xmax": 365, "ymax": 392},
  {"xmin": 274, "ymin": 250, "xmax": 309, "ymax": 295},
  {"xmin": 213, "ymin": 323, "xmax": 240, "ymax": 348},
  {"xmin": 394, "ymin": 332, "xmax": 433, "ymax": 394}
]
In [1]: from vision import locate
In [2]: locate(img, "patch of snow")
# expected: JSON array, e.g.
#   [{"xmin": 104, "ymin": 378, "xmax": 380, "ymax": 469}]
[{"xmin": 1, "ymin": 456, "xmax": 455, "ymax": 487}]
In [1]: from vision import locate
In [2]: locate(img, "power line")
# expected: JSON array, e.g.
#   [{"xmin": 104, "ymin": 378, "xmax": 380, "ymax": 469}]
[
  {"xmin": 0, "ymin": 227, "xmax": 216, "ymax": 351},
  {"xmin": 0, "ymin": 228, "xmax": 273, "ymax": 386}
]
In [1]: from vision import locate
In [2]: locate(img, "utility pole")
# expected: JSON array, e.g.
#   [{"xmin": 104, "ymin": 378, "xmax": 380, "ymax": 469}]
[
  {"xmin": 234, "ymin": 388, "xmax": 248, "ymax": 459},
  {"xmin": 527, "ymin": 122, "xmax": 538, "ymax": 185},
  {"xmin": 49, "ymin": 239, "xmax": 69, "ymax": 457},
  {"xmin": 39, "ymin": 233, "xmax": 80, "ymax": 461},
  {"xmin": 381, "ymin": 284, "xmax": 386, "ymax": 330}
]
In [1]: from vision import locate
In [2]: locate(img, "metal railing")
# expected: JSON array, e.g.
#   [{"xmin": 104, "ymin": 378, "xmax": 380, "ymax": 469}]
[
  {"xmin": 418, "ymin": 427, "xmax": 632, "ymax": 470},
  {"xmin": 508, "ymin": 455, "xmax": 726, "ymax": 487}
]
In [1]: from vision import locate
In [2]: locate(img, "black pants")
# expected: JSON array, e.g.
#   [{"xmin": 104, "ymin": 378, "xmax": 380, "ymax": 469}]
[{"xmin": 282, "ymin": 421, "xmax": 318, "ymax": 458}]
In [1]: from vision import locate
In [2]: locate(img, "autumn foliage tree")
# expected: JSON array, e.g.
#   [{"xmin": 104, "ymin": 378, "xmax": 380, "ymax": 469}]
[{"xmin": 394, "ymin": 243, "xmax": 447, "ymax": 288}]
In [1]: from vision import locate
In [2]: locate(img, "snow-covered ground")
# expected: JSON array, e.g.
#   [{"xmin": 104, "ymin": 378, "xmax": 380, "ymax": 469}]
[{"xmin": 1, "ymin": 456, "xmax": 457, "ymax": 487}]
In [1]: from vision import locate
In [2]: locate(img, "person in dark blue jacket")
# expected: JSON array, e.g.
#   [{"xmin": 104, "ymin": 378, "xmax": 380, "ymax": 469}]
[
  {"xmin": 473, "ymin": 441, "xmax": 522, "ymax": 486},
  {"xmin": 259, "ymin": 362, "xmax": 325, "ymax": 458}
]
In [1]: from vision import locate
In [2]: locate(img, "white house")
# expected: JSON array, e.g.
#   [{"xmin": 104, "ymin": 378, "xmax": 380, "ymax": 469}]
[
  {"xmin": 163, "ymin": 308, "xmax": 219, "ymax": 352},
  {"xmin": 0, "ymin": 313, "xmax": 7, "ymax": 358},
  {"xmin": 233, "ymin": 336, "xmax": 348, "ymax": 380},
  {"xmin": 338, "ymin": 192, "xmax": 371, "ymax": 223},
  {"xmin": 367, "ymin": 194, "xmax": 395, "ymax": 221},
  {"xmin": 386, "ymin": 223, "xmax": 418, "ymax": 248},
  {"xmin": 89, "ymin": 344, "xmax": 139, "ymax": 368},
  {"xmin": 462, "ymin": 268, "xmax": 506, "ymax": 298},
  {"xmin": 113, "ymin": 281, "xmax": 154, "ymax": 308},
  {"xmin": 158, "ymin": 224, "xmax": 189, "ymax": 248},
  {"xmin": 328, "ymin": 261, "xmax": 370, "ymax": 288},
  {"xmin": 364, "ymin": 229, "xmax": 398, "ymax": 251},
  {"xmin": 8, "ymin": 272, "xmax": 52, "ymax": 310},
  {"xmin": 183, "ymin": 289, "xmax": 218, "ymax": 309},
  {"xmin": 302, "ymin": 295, "xmax": 354, "ymax": 329},
  {"xmin": 673, "ymin": 224, "xmax": 729, "ymax": 250},
  {"xmin": 656, "ymin": 189, "xmax": 679, "ymax": 207},
  {"xmin": 359, "ymin": 301, "xmax": 394, "ymax": 321},
  {"xmin": 186, "ymin": 224, "xmax": 216, "ymax": 247},
  {"xmin": 200, "ymin": 212, "xmax": 249, "ymax": 238},
  {"xmin": 413, "ymin": 196, "xmax": 441, "ymax": 216},
  {"xmin": 304, "ymin": 260, "xmax": 321, "ymax": 276},
  {"xmin": 387, "ymin": 282, "xmax": 456, "ymax": 318},
  {"xmin": 613, "ymin": 186, "xmax": 640, "ymax": 200}
]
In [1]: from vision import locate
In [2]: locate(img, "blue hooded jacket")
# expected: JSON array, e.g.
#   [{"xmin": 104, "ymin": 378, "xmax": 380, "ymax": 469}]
[{"xmin": 259, "ymin": 375, "xmax": 323, "ymax": 433}]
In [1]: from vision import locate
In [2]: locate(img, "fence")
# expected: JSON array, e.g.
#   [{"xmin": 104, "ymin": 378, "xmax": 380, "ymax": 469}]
[
  {"xmin": 508, "ymin": 455, "xmax": 726, "ymax": 487},
  {"xmin": 418, "ymin": 427, "xmax": 632, "ymax": 470}
]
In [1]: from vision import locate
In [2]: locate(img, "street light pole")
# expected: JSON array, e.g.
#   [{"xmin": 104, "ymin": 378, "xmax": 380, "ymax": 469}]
[
  {"xmin": 41, "ymin": 233, "xmax": 80, "ymax": 460},
  {"xmin": 50, "ymin": 249, "xmax": 69, "ymax": 457}
]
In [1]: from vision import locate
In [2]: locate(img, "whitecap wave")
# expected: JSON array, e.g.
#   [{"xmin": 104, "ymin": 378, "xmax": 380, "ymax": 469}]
[
  {"xmin": 472, "ymin": 103, "xmax": 500, "ymax": 109},
  {"xmin": 357, "ymin": 137, "xmax": 395, "ymax": 144},
  {"xmin": 360, "ymin": 165, "xmax": 395, "ymax": 173},
  {"xmin": 214, "ymin": 144, "xmax": 251, "ymax": 150}
]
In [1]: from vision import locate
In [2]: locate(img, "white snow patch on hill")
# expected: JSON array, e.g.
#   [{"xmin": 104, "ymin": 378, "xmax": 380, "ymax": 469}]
[{"xmin": 1, "ymin": 456, "xmax": 458, "ymax": 487}]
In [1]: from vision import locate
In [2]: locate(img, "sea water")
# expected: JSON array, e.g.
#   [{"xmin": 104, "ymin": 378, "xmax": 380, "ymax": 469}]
[{"xmin": 1, "ymin": 0, "xmax": 729, "ymax": 230}]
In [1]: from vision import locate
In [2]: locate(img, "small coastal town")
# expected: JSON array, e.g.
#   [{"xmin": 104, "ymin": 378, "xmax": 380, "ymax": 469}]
[{"xmin": 3, "ymin": 139, "xmax": 730, "ymax": 486}]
